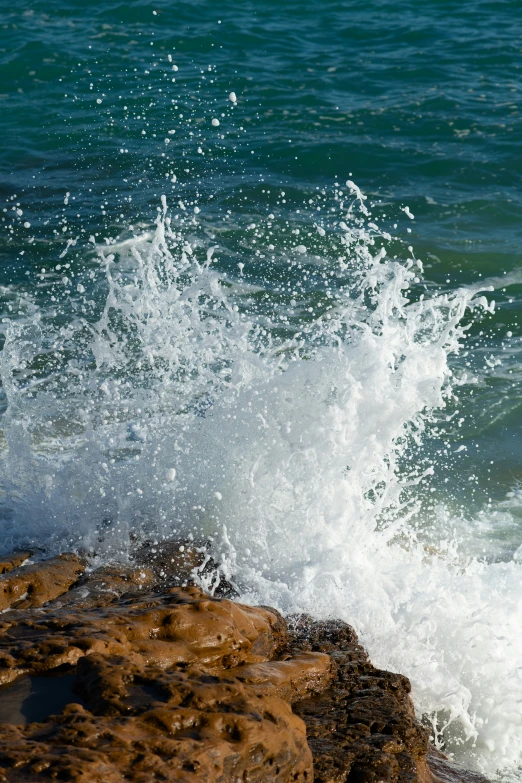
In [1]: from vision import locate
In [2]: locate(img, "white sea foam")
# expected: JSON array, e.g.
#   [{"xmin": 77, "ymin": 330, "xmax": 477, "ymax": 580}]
[{"xmin": 0, "ymin": 191, "xmax": 520, "ymax": 779}]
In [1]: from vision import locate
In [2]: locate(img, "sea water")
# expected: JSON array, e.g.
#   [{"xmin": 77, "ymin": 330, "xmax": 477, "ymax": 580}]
[{"xmin": 0, "ymin": 1, "xmax": 521, "ymax": 779}]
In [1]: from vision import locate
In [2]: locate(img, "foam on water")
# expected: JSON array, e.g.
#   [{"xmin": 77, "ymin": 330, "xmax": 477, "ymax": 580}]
[{"xmin": 0, "ymin": 190, "xmax": 521, "ymax": 780}]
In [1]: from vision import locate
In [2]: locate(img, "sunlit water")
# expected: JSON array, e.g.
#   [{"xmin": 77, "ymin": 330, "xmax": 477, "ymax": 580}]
[{"xmin": 1, "ymin": 2, "xmax": 521, "ymax": 779}]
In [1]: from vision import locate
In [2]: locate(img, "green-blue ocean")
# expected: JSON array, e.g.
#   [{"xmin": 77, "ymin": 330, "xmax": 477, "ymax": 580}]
[{"xmin": 1, "ymin": 1, "xmax": 521, "ymax": 777}]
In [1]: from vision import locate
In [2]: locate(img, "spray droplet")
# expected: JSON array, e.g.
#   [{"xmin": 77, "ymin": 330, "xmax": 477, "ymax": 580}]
[
  {"xmin": 229, "ymin": 92, "xmax": 237, "ymax": 103},
  {"xmin": 165, "ymin": 469, "xmax": 176, "ymax": 481},
  {"xmin": 211, "ymin": 118, "xmax": 220, "ymax": 127}
]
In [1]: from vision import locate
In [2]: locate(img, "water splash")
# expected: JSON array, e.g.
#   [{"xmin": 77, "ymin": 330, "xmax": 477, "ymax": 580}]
[{"xmin": 0, "ymin": 187, "xmax": 520, "ymax": 779}]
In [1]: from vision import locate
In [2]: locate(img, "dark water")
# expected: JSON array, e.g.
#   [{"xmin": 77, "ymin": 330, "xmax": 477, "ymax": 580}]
[
  {"xmin": 0, "ymin": 674, "xmax": 82, "ymax": 724},
  {"xmin": 2, "ymin": 0, "xmax": 521, "ymax": 500},
  {"xmin": 0, "ymin": 2, "xmax": 521, "ymax": 777}
]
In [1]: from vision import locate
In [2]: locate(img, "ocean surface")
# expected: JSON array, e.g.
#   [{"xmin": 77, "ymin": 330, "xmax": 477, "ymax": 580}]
[{"xmin": 1, "ymin": 0, "xmax": 521, "ymax": 777}]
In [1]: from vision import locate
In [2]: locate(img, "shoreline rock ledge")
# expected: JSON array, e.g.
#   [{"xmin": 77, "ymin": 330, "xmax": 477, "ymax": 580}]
[{"xmin": 0, "ymin": 550, "xmax": 489, "ymax": 783}]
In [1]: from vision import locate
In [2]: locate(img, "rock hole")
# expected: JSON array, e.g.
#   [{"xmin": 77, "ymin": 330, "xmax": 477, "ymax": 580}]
[{"xmin": 125, "ymin": 682, "xmax": 168, "ymax": 709}]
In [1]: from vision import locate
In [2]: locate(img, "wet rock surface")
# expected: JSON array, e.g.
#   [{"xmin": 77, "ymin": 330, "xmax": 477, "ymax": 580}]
[
  {"xmin": 0, "ymin": 554, "xmax": 84, "ymax": 612},
  {"xmin": 0, "ymin": 553, "xmax": 33, "ymax": 577},
  {"xmin": 287, "ymin": 616, "xmax": 431, "ymax": 783},
  {"xmin": 0, "ymin": 550, "xmax": 488, "ymax": 783},
  {"xmin": 426, "ymin": 749, "xmax": 491, "ymax": 783}
]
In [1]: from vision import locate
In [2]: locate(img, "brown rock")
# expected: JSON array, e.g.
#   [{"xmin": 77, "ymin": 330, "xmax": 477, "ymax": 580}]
[
  {"xmin": 0, "ymin": 554, "xmax": 84, "ymax": 612},
  {"xmin": 287, "ymin": 615, "xmax": 431, "ymax": 783},
  {"xmin": 229, "ymin": 651, "xmax": 333, "ymax": 703},
  {"xmin": 131, "ymin": 540, "xmax": 238, "ymax": 597},
  {"xmin": 132, "ymin": 540, "xmax": 206, "ymax": 584},
  {"xmin": 0, "ymin": 685, "xmax": 311, "ymax": 783},
  {"xmin": 427, "ymin": 748, "xmax": 491, "ymax": 783},
  {"xmin": 0, "ymin": 550, "xmax": 491, "ymax": 783},
  {"xmin": 0, "ymin": 556, "xmax": 310, "ymax": 783},
  {"xmin": 0, "ymin": 553, "xmax": 32, "ymax": 576},
  {"xmin": 48, "ymin": 564, "xmax": 156, "ymax": 610},
  {"xmin": 0, "ymin": 582, "xmax": 287, "ymax": 685}
]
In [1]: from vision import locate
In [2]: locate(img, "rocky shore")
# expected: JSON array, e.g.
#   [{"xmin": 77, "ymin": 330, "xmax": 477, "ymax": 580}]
[{"xmin": 0, "ymin": 546, "xmax": 489, "ymax": 783}]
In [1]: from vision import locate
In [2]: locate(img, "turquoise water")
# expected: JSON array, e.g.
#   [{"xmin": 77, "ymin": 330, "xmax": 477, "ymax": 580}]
[{"xmin": 1, "ymin": 2, "xmax": 521, "ymax": 778}]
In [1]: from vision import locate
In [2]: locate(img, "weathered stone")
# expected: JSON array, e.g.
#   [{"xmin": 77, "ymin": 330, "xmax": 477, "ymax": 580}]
[
  {"xmin": 287, "ymin": 615, "xmax": 430, "ymax": 783},
  {"xmin": 0, "ymin": 584, "xmax": 287, "ymax": 686},
  {"xmin": 0, "ymin": 551, "xmax": 491, "ymax": 783},
  {"xmin": 229, "ymin": 651, "xmax": 333, "ymax": 703},
  {"xmin": 427, "ymin": 748, "xmax": 491, "ymax": 783},
  {"xmin": 132, "ymin": 540, "xmax": 206, "ymax": 584},
  {"xmin": 0, "ymin": 681, "xmax": 312, "ymax": 783},
  {"xmin": 132, "ymin": 540, "xmax": 238, "ymax": 597},
  {"xmin": 47, "ymin": 564, "xmax": 156, "ymax": 610},
  {"xmin": 0, "ymin": 554, "xmax": 84, "ymax": 612},
  {"xmin": 0, "ymin": 553, "xmax": 32, "ymax": 576},
  {"xmin": 0, "ymin": 557, "xmax": 309, "ymax": 783}
]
